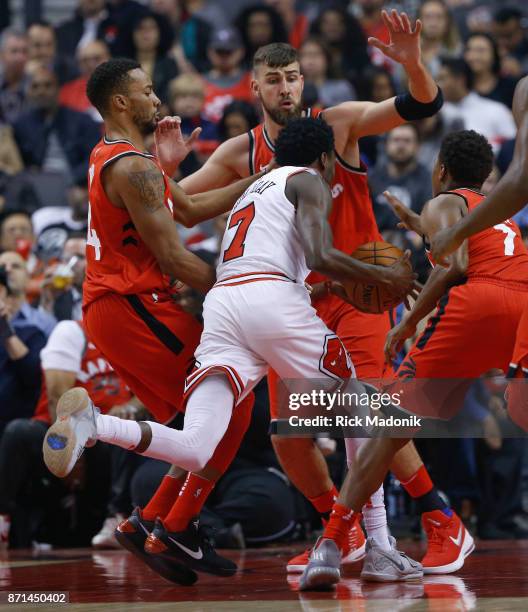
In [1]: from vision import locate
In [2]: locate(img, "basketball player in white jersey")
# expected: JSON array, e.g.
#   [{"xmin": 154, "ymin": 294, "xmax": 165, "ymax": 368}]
[{"xmin": 44, "ymin": 117, "xmax": 420, "ymax": 579}]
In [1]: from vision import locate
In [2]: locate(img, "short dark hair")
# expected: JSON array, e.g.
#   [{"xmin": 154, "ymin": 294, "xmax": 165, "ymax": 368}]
[
  {"xmin": 439, "ymin": 130, "xmax": 493, "ymax": 187},
  {"xmin": 494, "ymin": 7, "xmax": 523, "ymax": 24},
  {"xmin": 275, "ymin": 117, "xmax": 335, "ymax": 167},
  {"xmin": 86, "ymin": 58, "xmax": 141, "ymax": 115},
  {"xmin": 440, "ymin": 56, "xmax": 473, "ymax": 90},
  {"xmin": 253, "ymin": 43, "xmax": 298, "ymax": 70}
]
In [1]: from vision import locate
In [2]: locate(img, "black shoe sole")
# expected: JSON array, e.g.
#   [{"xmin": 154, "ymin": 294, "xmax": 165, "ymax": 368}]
[{"xmin": 115, "ymin": 529, "xmax": 198, "ymax": 586}]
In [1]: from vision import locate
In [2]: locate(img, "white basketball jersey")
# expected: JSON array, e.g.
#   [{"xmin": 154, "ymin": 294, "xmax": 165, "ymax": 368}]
[{"xmin": 217, "ymin": 166, "xmax": 316, "ymax": 284}]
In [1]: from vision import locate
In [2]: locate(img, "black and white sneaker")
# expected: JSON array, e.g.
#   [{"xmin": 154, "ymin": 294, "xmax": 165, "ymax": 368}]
[
  {"xmin": 115, "ymin": 507, "xmax": 197, "ymax": 586},
  {"xmin": 145, "ymin": 517, "xmax": 237, "ymax": 576}
]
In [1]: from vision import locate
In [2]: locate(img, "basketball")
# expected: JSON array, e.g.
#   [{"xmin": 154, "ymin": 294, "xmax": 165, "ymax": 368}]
[{"xmin": 343, "ymin": 241, "xmax": 406, "ymax": 314}]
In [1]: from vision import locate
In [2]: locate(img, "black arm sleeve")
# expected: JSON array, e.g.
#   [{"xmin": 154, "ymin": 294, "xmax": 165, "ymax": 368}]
[{"xmin": 394, "ymin": 87, "xmax": 443, "ymax": 121}]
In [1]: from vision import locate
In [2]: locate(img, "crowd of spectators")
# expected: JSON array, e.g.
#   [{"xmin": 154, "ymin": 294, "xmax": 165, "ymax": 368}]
[{"xmin": 1, "ymin": 0, "xmax": 528, "ymax": 551}]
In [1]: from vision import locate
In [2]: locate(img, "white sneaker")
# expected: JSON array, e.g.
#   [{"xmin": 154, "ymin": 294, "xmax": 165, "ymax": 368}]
[
  {"xmin": 360, "ymin": 536, "xmax": 423, "ymax": 582},
  {"xmin": 43, "ymin": 388, "xmax": 99, "ymax": 478},
  {"xmin": 92, "ymin": 515, "xmax": 125, "ymax": 549}
]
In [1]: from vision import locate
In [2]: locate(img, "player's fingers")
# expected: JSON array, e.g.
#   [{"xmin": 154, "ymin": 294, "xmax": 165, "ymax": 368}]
[
  {"xmin": 413, "ymin": 280, "xmax": 422, "ymax": 292},
  {"xmin": 381, "ymin": 9, "xmax": 393, "ymax": 32},
  {"xmin": 186, "ymin": 127, "xmax": 202, "ymax": 146},
  {"xmin": 413, "ymin": 19, "xmax": 422, "ymax": 36},
  {"xmin": 403, "ymin": 296, "xmax": 411, "ymax": 310},
  {"xmin": 391, "ymin": 9, "xmax": 403, "ymax": 32},
  {"xmin": 367, "ymin": 38, "xmax": 390, "ymax": 54},
  {"xmin": 401, "ymin": 12, "xmax": 412, "ymax": 33}
]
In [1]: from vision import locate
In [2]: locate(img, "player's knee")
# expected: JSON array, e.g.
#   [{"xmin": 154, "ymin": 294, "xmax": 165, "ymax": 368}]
[{"xmin": 186, "ymin": 446, "xmax": 214, "ymax": 473}]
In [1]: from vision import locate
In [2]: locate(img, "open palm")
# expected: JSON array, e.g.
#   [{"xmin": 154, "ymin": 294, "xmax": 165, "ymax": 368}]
[{"xmin": 368, "ymin": 9, "xmax": 422, "ymax": 67}]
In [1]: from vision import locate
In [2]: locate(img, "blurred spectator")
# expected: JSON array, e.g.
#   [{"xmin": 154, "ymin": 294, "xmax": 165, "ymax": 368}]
[
  {"xmin": 120, "ymin": 11, "xmax": 179, "ymax": 105},
  {"xmin": 236, "ymin": 5, "xmax": 288, "ymax": 69},
  {"xmin": 370, "ymin": 124, "xmax": 432, "ymax": 231},
  {"xmin": 356, "ymin": 65, "xmax": 396, "ymax": 102},
  {"xmin": 418, "ymin": 0, "xmax": 461, "ymax": 77},
  {"xmin": 369, "ymin": 124, "xmax": 431, "ymax": 282},
  {"xmin": 437, "ymin": 57, "xmax": 516, "ymax": 152},
  {"xmin": 39, "ymin": 237, "xmax": 86, "ymax": 322},
  {"xmin": 356, "ymin": 66, "xmax": 397, "ymax": 167},
  {"xmin": 58, "ymin": 40, "xmax": 110, "ymax": 123},
  {"xmin": 0, "ymin": 210, "xmax": 34, "ymax": 257},
  {"xmin": 100, "ymin": 0, "xmax": 150, "ymax": 56},
  {"xmin": 0, "ymin": 28, "xmax": 29, "ymax": 125},
  {"xmin": 299, "ymin": 37, "xmax": 356, "ymax": 107},
  {"xmin": 202, "ymin": 28, "xmax": 253, "ymax": 123},
  {"xmin": 12, "ymin": 66, "xmax": 101, "ymax": 188},
  {"xmin": 32, "ymin": 184, "xmax": 88, "ymax": 264},
  {"xmin": 149, "ymin": 0, "xmax": 195, "ymax": 74},
  {"xmin": 0, "ymin": 209, "xmax": 47, "ymax": 305},
  {"xmin": 179, "ymin": 1, "xmax": 213, "ymax": 72},
  {"xmin": 26, "ymin": 21, "xmax": 78, "ymax": 85},
  {"xmin": 217, "ymin": 100, "xmax": 259, "ymax": 142},
  {"xmin": 414, "ymin": 113, "xmax": 465, "ymax": 171},
  {"xmin": 168, "ymin": 74, "xmax": 218, "ymax": 160},
  {"xmin": 180, "ymin": 0, "xmax": 228, "ymax": 30},
  {"xmin": 310, "ymin": 4, "xmax": 370, "ymax": 80},
  {"xmin": 0, "ymin": 251, "xmax": 56, "ymax": 436},
  {"xmin": 0, "ymin": 123, "xmax": 24, "ymax": 182},
  {"xmin": 55, "ymin": 0, "xmax": 108, "ymax": 58},
  {"xmin": 464, "ymin": 32, "xmax": 518, "ymax": 108},
  {"xmin": 496, "ymin": 136, "xmax": 516, "ymax": 176},
  {"xmin": 493, "ymin": 7, "xmax": 528, "ymax": 78},
  {"xmin": 355, "ymin": 0, "xmax": 391, "ymax": 71},
  {"xmin": 265, "ymin": 0, "xmax": 309, "ymax": 48},
  {"xmin": 0, "ymin": 320, "xmax": 139, "ymax": 548}
]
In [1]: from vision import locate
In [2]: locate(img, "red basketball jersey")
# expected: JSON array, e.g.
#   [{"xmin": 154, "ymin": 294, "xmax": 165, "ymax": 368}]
[
  {"xmin": 248, "ymin": 109, "xmax": 382, "ymax": 285},
  {"xmin": 438, "ymin": 188, "xmax": 528, "ymax": 282},
  {"xmin": 33, "ymin": 322, "xmax": 132, "ymax": 425},
  {"xmin": 83, "ymin": 136, "xmax": 175, "ymax": 308}
]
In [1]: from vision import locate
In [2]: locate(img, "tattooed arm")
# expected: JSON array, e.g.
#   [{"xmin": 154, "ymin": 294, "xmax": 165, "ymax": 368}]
[{"xmin": 103, "ymin": 155, "xmax": 215, "ymax": 293}]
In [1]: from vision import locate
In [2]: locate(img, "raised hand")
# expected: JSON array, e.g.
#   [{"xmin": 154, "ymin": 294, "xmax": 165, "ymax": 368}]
[
  {"xmin": 383, "ymin": 190, "xmax": 423, "ymax": 234},
  {"xmin": 154, "ymin": 116, "xmax": 202, "ymax": 177},
  {"xmin": 368, "ymin": 9, "xmax": 422, "ymax": 68}
]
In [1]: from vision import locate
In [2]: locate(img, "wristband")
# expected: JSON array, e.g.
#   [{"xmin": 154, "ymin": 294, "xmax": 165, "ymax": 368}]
[{"xmin": 394, "ymin": 87, "xmax": 443, "ymax": 121}]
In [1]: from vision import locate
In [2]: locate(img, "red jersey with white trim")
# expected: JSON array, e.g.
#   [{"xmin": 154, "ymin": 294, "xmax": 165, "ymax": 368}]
[
  {"xmin": 33, "ymin": 322, "xmax": 132, "ymax": 425},
  {"xmin": 430, "ymin": 188, "xmax": 528, "ymax": 282},
  {"xmin": 248, "ymin": 109, "xmax": 382, "ymax": 285},
  {"xmin": 83, "ymin": 136, "xmax": 175, "ymax": 308}
]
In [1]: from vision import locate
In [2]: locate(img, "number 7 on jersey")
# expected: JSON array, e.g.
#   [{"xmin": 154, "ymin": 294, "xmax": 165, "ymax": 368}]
[{"xmin": 222, "ymin": 203, "xmax": 255, "ymax": 263}]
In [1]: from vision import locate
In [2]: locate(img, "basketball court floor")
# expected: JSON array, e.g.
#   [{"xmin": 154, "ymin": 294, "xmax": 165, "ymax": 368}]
[{"xmin": 2, "ymin": 539, "xmax": 528, "ymax": 611}]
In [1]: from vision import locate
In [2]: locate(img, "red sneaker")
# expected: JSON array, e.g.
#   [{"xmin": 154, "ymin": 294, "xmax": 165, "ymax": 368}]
[
  {"xmin": 421, "ymin": 510, "xmax": 475, "ymax": 574},
  {"xmin": 286, "ymin": 518, "xmax": 366, "ymax": 572}
]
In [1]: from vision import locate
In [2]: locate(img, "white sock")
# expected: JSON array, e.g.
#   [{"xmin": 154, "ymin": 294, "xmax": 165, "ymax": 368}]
[
  {"xmin": 363, "ymin": 486, "xmax": 391, "ymax": 551},
  {"xmin": 138, "ymin": 375, "xmax": 234, "ymax": 472},
  {"xmin": 96, "ymin": 414, "xmax": 142, "ymax": 450},
  {"xmin": 344, "ymin": 437, "xmax": 391, "ymax": 550}
]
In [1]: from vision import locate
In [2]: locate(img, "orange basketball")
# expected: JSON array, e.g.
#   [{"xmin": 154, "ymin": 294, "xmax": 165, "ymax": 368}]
[{"xmin": 343, "ymin": 241, "xmax": 406, "ymax": 314}]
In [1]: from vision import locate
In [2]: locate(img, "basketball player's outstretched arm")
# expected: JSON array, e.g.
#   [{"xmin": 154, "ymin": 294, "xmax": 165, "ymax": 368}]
[
  {"xmin": 286, "ymin": 171, "xmax": 417, "ymax": 299},
  {"xmin": 105, "ymin": 155, "xmax": 216, "ymax": 294},
  {"xmin": 169, "ymin": 161, "xmax": 267, "ymax": 227},
  {"xmin": 384, "ymin": 194, "xmax": 468, "ymax": 362},
  {"xmin": 430, "ymin": 77, "xmax": 528, "ymax": 265},
  {"xmin": 323, "ymin": 10, "xmax": 441, "ymax": 141}
]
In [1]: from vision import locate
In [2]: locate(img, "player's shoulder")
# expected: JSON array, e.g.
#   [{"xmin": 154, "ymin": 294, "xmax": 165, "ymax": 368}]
[{"xmin": 422, "ymin": 192, "xmax": 467, "ymax": 217}]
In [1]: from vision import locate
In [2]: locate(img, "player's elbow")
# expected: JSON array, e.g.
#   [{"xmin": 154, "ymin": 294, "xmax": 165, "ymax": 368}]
[{"xmin": 173, "ymin": 200, "xmax": 195, "ymax": 228}]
